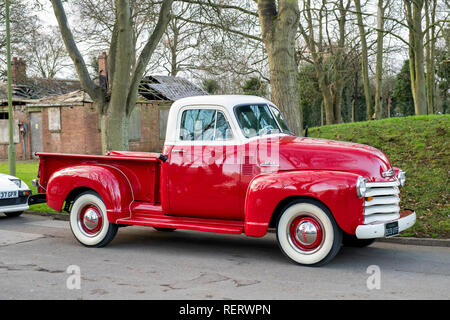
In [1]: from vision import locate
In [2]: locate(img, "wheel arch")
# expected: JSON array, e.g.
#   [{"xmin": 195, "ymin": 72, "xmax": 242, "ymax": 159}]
[
  {"xmin": 244, "ymin": 170, "xmax": 365, "ymax": 237},
  {"xmin": 63, "ymin": 187, "xmax": 99, "ymax": 212},
  {"xmin": 268, "ymin": 195, "xmax": 332, "ymax": 228},
  {"xmin": 46, "ymin": 165, "xmax": 133, "ymax": 222}
]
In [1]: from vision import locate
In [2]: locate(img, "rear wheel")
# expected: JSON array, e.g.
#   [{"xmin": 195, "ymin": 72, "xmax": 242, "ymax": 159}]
[
  {"xmin": 4, "ymin": 211, "xmax": 23, "ymax": 217},
  {"xmin": 69, "ymin": 191, "xmax": 118, "ymax": 247},
  {"xmin": 276, "ymin": 200, "xmax": 342, "ymax": 267}
]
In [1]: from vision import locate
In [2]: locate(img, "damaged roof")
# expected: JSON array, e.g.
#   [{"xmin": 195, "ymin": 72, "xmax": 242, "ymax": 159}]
[
  {"xmin": 23, "ymin": 75, "xmax": 207, "ymax": 107},
  {"xmin": 27, "ymin": 90, "xmax": 93, "ymax": 106},
  {"xmin": 138, "ymin": 75, "xmax": 207, "ymax": 101},
  {"xmin": 0, "ymin": 78, "xmax": 81, "ymax": 105}
]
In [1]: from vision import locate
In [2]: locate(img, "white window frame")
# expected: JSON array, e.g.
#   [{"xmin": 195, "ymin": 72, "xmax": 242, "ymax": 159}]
[{"xmin": 175, "ymin": 105, "xmax": 239, "ymax": 146}]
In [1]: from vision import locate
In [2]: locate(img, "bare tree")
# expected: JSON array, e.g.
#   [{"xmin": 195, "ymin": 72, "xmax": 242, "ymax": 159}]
[
  {"xmin": 257, "ymin": 0, "xmax": 303, "ymax": 135},
  {"xmin": 0, "ymin": 0, "xmax": 39, "ymax": 73},
  {"xmin": 177, "ymin": 0, "xmax": 303, "ymax": 135},
  {"xmin": 374, "ymin": 0, "xmax": 390, "ymax": 119},
  {"xmin": 425, "ymin": 0, "xmax": 438, "ymax": 114},
  {"xmin": 299, "ymin": 0, "xmax": 355, "ymax": 124},
  {"xmin": 50, "ymin": 0, "xmax": 174, "ymax": 152},
  {"xmin": 353, "ymin": 0, "xmax": 373, "ymax": 120},
  {"xmin": 20, "ymin": 26, "xmax": 71, "ymax": 79}
]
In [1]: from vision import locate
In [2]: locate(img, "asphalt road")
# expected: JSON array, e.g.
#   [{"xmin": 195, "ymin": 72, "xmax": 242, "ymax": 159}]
[{"xmin": 0, "ymin": 213, "xmax": 449, "ymax": 300}]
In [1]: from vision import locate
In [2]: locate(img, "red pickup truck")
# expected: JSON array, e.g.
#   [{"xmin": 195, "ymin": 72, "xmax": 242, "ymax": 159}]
[{"xmin": 33, "ymin": 95, "xmax": 415, "ymax": 266}]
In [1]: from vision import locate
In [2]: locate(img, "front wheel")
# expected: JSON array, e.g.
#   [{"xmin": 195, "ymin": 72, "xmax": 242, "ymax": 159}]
[
  {"xmin": 343, "ymin": 233, "xmax": 376, "ymax": 247},
  {"xmin": 276, "ymin": 200, "xmax": 342, "ymax": 267},
  {"xmin": 69, "ymin": 191, "xmax": 118, "ymax": 247}
]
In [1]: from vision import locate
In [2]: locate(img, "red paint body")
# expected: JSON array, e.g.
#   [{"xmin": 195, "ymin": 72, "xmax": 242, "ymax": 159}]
[{"xmin": 35, "ymin": 134, "xmax": 399, "ymax": 237}]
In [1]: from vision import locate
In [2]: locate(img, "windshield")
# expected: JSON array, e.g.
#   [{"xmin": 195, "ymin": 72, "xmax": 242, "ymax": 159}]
[{"xmin": 234, "ymin": 104, "xmax": 291, "ymax": 138}]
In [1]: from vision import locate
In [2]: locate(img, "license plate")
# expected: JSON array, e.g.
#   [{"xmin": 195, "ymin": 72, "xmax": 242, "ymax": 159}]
[
  {"xmin": 385, "ymin": 221, "xmax": 399, "ymax": 237},
  {"xmin": 0, "ymin": 190, "xmax": 18, "ymax": 199}
]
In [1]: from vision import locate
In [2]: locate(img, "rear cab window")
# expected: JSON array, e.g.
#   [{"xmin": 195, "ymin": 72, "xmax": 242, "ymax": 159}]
[{"xmin": 179, "ymin": 109, "xmax": 233, "ymax": 141}]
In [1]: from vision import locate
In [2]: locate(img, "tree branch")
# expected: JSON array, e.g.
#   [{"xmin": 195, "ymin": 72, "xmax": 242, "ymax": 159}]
[
  {"xmin": 174, "ymin": 15, "xmax": 263, "ymax": 42},
  {"xmin": 50, "ymin": 0, "xmax": 105, "ymax": 106},
  {"xmin": 177, "ymin": 0, "xmax": 259, "ymax": 17},
  {"xmin": 126, "ymin": 0, "xmax": 175, "ymax": 116}
]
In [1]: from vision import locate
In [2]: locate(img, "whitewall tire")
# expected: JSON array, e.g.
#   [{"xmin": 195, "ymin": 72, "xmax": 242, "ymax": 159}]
[
  {"xmin": 69, "ymin": 191, "xmax": 118, "ymax": 247},
  {"xmin": 276, "ymin": 200, "xmax": 342, "ymax": 267}
]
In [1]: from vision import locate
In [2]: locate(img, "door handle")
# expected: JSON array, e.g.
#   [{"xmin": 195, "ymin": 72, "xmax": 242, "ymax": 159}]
[{"xmin": 172, "ymin": 149, "xmax": 184, "ymax": 153}]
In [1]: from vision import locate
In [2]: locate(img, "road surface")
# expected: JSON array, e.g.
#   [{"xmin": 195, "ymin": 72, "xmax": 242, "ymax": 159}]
[{"xmin": 0, "ymin": 213, "xmax": 449, "ymax": 300}]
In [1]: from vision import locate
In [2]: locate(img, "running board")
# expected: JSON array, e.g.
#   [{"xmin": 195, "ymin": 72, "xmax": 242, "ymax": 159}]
[{"xmin": 116, "ymin": 214, "xmax": 244, "ymax": 235}]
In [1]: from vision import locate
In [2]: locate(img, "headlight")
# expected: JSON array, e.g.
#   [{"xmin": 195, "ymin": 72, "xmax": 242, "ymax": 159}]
[
  {"xmin": 9, "ymin": 178, "xmax": 21, "ymax": 188},
  {"xmin": 398, "ymin": 170, "xmax": 406, "ymax": 186},
  {"xmin": 356, "ymin": 176, "xmax": 367, "ymax": 198}
]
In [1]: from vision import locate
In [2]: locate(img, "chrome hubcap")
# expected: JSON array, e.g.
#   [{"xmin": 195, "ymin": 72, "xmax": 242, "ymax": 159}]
[
  {"xmin": 83, "ymin": 208, "xmax": 100, "ymax": 230},
  {"xmin": 288, "ymin": 214, "xmax": 324, "ymax": 253},
  {"xmin": 78, "ymin": 205, "xmax": 103, "ymax": 237},
  {"xmin": 295, "ymin": 221, "xmax": 318, "ymax": 246}
]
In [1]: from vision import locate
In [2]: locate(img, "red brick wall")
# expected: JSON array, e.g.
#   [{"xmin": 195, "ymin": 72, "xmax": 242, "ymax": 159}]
[
  {"xmin": 41, "ymin": 103, "xmax": 102, "ymax": 155},
  {"xmin": 1, "ymin": 101, "xmax": 169, "ymax": 160},
  {"xmin": 129, "ymin": 102, "xmax": 168, "ymax": 153}
]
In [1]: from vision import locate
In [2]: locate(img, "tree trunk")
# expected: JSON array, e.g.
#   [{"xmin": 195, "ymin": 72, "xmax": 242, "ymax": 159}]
[
  {"xmin": 411, "ymin": 0, "xmax": 427, "ymax": 115},
  {"xmin": 101, "ymin": 107, "xmax": 129, "ymax": 153},
  {"xmin": 405, "ymin": 0, "xmax": 427, "ymax": 115},
  {"xmin": 258, "ymin": 0, "xmax": 303, "ymax": 135},
  {"xmin": 374, "ymin": 0, "xmax": 386, "ymax": 119},
  {"xmin": 354, "ymin": 0, "xmax": 373, "ymax": 120},
  {"xmin": 425, "ymin": 0, "xmax": 437, "ymax": 114}
]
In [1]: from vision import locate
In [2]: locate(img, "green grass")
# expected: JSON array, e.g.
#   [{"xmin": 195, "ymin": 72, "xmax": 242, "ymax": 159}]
[
  {"xmin": 310, "ymin": 115, "xmax": 450, "ymax": 239},
  {"xmin": 0, "ymin": 160, "xmax": 57, "ymax": 213}
]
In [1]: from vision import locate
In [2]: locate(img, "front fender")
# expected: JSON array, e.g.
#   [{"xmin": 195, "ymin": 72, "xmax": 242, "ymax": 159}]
[
  {"xmin": 244, "ymin": 170, "xmax": 365, "ymax": 237},
  {"xmin": 46, "ymin": 165, "xmax": 134, "ymax": 222}
]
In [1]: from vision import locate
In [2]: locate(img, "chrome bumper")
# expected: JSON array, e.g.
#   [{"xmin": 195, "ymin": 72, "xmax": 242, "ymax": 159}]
[{"xmin": 355, "ymin": 209, "xmax": 416, "ymax": 239}]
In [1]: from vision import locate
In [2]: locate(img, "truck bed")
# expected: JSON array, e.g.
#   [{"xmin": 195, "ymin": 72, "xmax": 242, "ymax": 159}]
[{"xmin": 36, "ymin": 151, "xmax": 162, "ymax": 203}]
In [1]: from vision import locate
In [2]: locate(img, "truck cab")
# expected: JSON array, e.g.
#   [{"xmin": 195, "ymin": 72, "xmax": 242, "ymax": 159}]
[{"xmin": 34, "ymin": 95, "xmax": 416, "ymax": 266}]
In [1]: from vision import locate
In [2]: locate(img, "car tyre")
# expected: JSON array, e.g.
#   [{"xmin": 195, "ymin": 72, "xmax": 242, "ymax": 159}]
[
  {"xmin": 342, "ymin": 233, "xmax": 376, "ymax": 247},
  {"xmin": 153, "ymin": 227, "xmax": 176, "ymax": 232},
  {"xmin": 276, "ymin": 199, "xmax": 342, "ymax": 267},
  {"xmin": 4, "ymin": 211, "xmax": 24, "ymax": 217},
  {"xmin": 69, "ymin": 191, "xmax": 118, "ymax": 247}
]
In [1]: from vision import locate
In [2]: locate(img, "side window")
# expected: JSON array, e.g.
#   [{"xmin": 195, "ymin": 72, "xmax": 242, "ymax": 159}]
[
  {"xmin": 179, "ymin": 109, "xmax": 233, "ymax": 141},
  {"xmin": 215, "ymin": 111, "xmax": 233, "ymax": 140},
  {"xmin": 180, "ymin": 109, "xmax": 216, "ymax": 141}
]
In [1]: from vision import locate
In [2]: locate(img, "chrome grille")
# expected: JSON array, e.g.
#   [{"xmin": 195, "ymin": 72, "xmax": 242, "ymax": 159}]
[{"xmin": 364, "ymin": 180, "xmax": 400, "ymax": 224}]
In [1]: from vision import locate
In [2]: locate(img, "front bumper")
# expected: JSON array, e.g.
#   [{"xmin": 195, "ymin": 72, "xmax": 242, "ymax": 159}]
[
  {"xmin": 0, "ymin": 190, "xmax": 31, "ymax": 213},
  {"xmin": 1, "ymin": 203, "xmax": 29, "ymax": 213},
  {"xmin": 355, "ymin": 209, "xmax": 416, "ymax": 239}
]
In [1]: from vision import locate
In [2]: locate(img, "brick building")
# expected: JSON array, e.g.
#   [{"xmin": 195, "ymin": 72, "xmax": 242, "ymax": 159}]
[
  {"xmin": 0, "ymin": 56, "xmax": 207, "ymax": 160},
  {"xmin": 0, "ymin": 57, "xmax": 81, "ymax": 160}
]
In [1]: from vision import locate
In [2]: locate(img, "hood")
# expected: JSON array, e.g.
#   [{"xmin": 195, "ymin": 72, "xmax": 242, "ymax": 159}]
[
  {"xmin": 0, "ymin": 173, "xmax": 29, "ymax": 191},
  {"xmin": 257, "ymin": 136, "xmax": 392, "ymax": 179}
]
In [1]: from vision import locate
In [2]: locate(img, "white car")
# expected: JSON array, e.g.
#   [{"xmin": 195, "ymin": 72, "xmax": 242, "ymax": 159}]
[{"xmin": 0, "ymin": 173, "xmax": 31, "ymax": 217}]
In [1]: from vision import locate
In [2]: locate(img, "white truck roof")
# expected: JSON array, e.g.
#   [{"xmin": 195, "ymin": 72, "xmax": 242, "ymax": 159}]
[
  {"xmin": 171, "ymin": 95, "xmax": 272, "ymax": 109},
  {"xmin": 165, "ymin": 95, "xmax": 279, "ymax": 145}
]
